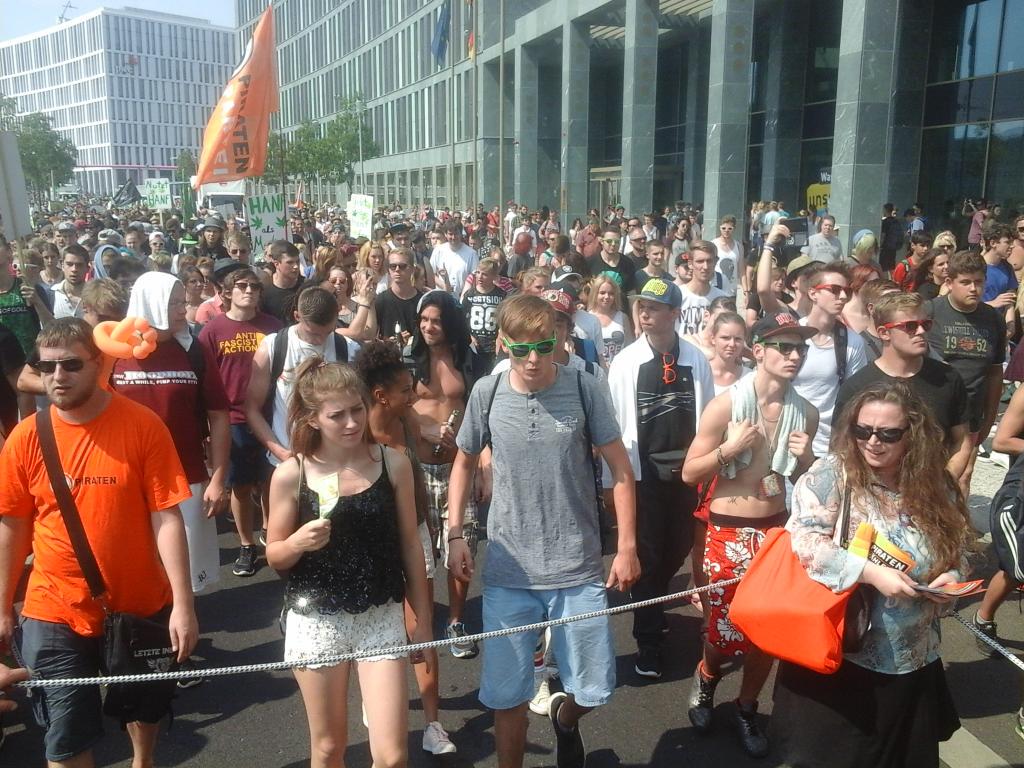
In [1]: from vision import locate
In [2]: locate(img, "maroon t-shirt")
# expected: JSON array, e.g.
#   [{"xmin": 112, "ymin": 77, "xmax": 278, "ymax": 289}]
[
  {"xmin": 111, "ymin": 339, "xmax": 230, "ymax": 484},
  {"xmin": 198, "ymin": 312, "xmax": 282, "ymax": 423}
]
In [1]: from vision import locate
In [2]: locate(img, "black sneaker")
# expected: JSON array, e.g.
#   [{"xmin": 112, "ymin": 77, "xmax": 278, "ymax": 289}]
[
  {"xmin": 634, "ymin": 647, "xmax": 662, "ymax": 679},
  {"xmin": 973, "ymin": 612, "xmax": 999, "ymax": 657},
  {"xmin": 548, "ymin": 691, "xmax": 585, "ymax": 768},
  {"xmin": 687, "ymin": 666, "xmax": 720, "ymax": 733},
  {"xmin": 734, "ymin": 700, "xmax": 769, "ymax": 758},
  {"xmin": 232, "ymin": 545, "xmax": 257, "ymax": 577}
]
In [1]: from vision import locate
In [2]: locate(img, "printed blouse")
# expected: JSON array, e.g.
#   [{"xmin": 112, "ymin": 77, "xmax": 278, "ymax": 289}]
[{"xmin": 789, "ymin": 454, "xmax": 967, "ymax": 675}]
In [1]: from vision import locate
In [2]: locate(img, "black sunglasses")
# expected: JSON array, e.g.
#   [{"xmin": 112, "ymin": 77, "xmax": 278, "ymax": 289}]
[
  {"xmin": 761, "ymin": 341, "xmax": 807, "ymax": 357},
  {"xmin": 851, "ymin": 424, "xmax": 909, "ymax": 443},
  {"xmin": 32, "ymin": 357, "xmax": 87, "ymax": 374}
]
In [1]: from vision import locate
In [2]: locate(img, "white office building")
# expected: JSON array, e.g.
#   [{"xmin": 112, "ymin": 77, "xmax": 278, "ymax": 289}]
[{"xmin": 0, "ymin": 7, "xmax": 235, "ymax": 194}]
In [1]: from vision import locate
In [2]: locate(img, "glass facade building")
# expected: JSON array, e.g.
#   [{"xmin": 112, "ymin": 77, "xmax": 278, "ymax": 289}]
[
  {"xmin": 241, "ymin": 0, "xmax": 1022, "ymax": 247},
  {"xmin": 0, "ymin": 9, "xmax": 235, "ymax": 194}
]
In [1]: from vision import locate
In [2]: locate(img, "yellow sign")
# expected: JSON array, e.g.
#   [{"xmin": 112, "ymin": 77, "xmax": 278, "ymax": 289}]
[{"xmin": 806, "ymin": 183, "xmax": 830, "ymax": 216}]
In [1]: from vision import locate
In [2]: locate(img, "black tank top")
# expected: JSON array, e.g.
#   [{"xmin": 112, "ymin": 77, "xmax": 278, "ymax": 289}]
[{"xmin": 285, "ymin": 446, "xmax": 406, "ymax": 615}]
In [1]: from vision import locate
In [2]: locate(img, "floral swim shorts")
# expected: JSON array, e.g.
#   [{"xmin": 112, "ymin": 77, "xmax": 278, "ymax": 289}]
[{"xmin": 703, "ymin": 511, "xmax": 788, "ymax": 656}]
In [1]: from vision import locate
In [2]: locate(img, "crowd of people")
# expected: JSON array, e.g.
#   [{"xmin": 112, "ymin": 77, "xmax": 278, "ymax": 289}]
[{"xmin": 0, "ymin": 192, "xmax": 1022, "ymax": 768}]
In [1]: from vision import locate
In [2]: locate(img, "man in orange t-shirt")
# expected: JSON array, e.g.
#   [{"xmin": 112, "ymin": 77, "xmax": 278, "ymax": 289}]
[{"xmin": 0, "ymin": 318, "xmax": 195, "ymax": 766}]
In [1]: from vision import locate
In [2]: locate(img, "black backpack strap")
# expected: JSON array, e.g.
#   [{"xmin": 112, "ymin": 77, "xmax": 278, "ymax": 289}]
[
  {"xmin": 481, "ymin": 372, "xmax": 504, "ymax": 448},
  {"xmin": 834, "ymin": 322, "xmax": 848, "ymax": 385},
  {"xmin": 333, "ymin": 334, "xmax": 349, "ymax": 362},
  {"xmin": 36, "ymin": 407, "xmax": 108, "ymax": 600},
  {"xmin": 264, "ymin": 326, "xmax": 290, "ymax": 419}
]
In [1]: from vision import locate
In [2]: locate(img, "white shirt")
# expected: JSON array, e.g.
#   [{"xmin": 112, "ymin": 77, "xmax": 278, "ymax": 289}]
[
  {"xmin": 51, "ymin": 279, "xmax": 85, "ymax": 319},
  {"xmin": 572, "ymin": 309, "xmax": 603, "ymax": 345},
  {"xmin": 430, "ymin": 242, "xmax": 479, "ymax": 297},
  {"xmin": 259, "ymin": 329, "xmax": 361, "ymax": 466},
  {"xmin": 711, "ymin": 236, "xmax": 744, "ymax": 298},
  {"xmin": 677, "ymin": 284, "xmax": 727, "ymax": 337},
  {"xmin": 513, "ymin": 224, "xmax": 538, "ymax": 251},
  {"xmin": 793, "ymin": 318, "xmax": 868, "ymax": 457}
]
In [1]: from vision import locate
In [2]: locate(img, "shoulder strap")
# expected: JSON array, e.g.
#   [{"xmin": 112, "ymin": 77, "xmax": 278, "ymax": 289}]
[
  {"xmin": 834, "ymin": 322, "xmax": 848, "ymax": 385},
  {"xmin": 482, "ymin": 373, "xmax": 504, "ymax": 448},
  {"xmin": 36, "ymin": 407, "xmax": 108, "ymax": 600},
  {"xmin": 575, "ymin": 368, "xmax": 592, "ymax": 445},
  {"xmin": 270, "ymin": 326, "xmax": 290, "ymax": 384}
]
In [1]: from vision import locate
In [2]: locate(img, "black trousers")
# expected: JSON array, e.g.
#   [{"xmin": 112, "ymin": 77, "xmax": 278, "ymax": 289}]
[{"xmin": 630, "ymin": 475, "xmax": 696, "ymax": 651}]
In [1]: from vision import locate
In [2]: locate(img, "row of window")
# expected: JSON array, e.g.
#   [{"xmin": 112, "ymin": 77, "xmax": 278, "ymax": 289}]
[
  {"xmin": 0, "ymin": 16, "xmax": 103, "ymax": 75},
  {"xmin": 101, "ymin": 14, "xmax": 234, "ymax": 63},
  {"xmin": 354, "ymin": 162, "xmax": 476, "ymax": 208},
  {"xmin": 1, "ymin": 78, "xmax": 106, "ymax": 121}
]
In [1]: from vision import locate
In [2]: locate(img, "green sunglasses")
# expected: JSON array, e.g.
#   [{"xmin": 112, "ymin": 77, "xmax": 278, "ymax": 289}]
[{"xmin": 503, "ymin": 337, "xmax": 558, "ymax": 358}]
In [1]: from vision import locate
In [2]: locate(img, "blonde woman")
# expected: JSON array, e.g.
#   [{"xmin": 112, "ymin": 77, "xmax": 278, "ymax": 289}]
[
  {"xmin": 358, "ymin": 240, "xmax": 389, "ymax": 293},
  {"xmin": 588, "ymin": 274, "xmax": 633, "ymax": 364}
]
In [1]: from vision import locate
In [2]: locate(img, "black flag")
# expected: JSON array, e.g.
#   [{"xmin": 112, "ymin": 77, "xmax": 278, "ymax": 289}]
[{"xmin": 110, "ymin": 180, "xmax": 142, "ymax": 208}]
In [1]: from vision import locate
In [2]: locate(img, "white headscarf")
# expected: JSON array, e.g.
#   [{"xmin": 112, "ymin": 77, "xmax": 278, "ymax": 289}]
[{"xmin": 127, "ymin": 271, "xmax": 193, "ymax": 350}]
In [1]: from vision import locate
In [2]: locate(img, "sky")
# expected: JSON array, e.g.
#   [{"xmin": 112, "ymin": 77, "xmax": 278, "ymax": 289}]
[{"xmin": 1, "ymin": 0, "xmax": 235, "ymax": 40}]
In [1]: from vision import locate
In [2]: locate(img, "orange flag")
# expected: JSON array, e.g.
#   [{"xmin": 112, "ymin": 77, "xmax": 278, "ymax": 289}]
[{"xmin": 193, "ymin": 5, "xmax": 278, "ymax": 189}]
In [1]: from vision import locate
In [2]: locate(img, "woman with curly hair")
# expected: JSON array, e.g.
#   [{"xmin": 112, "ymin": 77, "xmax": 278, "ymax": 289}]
[
  {"xmin": 354, "ymin": 340, "xmax": 458, "ymax": 756},
  {"xmin": 774, "ymin": 382, "xmax": 973, "ymax": 767}
]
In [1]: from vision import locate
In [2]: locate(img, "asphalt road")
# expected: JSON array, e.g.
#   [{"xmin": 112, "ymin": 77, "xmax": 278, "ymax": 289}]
[{"xmin": 5, "ymin": 454, "xmax": 1024, "ymax": 767}]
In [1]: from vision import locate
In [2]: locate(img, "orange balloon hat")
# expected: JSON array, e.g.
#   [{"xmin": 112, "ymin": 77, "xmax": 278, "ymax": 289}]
[{"xmin": 93, "ymin": 317, "xmax": 158, "ymax": 391}]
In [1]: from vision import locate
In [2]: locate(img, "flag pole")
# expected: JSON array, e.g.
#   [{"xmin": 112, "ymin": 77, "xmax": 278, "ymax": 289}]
[
  {"xmin": 471, "ymin": 0, "xmax": 478, "ymax": 210},
  {"xmin": 497, "ymin": 0, "xmax": 505, "ymax": 217},
  {"xmin": 449, "ymin": 1, "xmax": 456, "ymax": 212}
]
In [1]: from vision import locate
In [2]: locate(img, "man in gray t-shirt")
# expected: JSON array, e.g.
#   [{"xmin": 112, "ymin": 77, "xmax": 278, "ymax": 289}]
[
  {"xmin": 446, "ymin": 294, "xmax": 639, "ymax": 768},
  {"xmin": 805, "ymin": 215, "xmax": 843, "ymax": 263}
]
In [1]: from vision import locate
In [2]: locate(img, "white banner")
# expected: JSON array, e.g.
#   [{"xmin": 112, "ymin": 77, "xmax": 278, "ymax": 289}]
[
  {"xmin": 348, "ymin": 193, "xmax": 374, "ymax": 240},
  {"xmin": 245, "ymin": 192, "xmax": 287, "ymax": 252},
  {"xmin": 142, "ymin": 178, "xmax": 172, "ymax": 210}
]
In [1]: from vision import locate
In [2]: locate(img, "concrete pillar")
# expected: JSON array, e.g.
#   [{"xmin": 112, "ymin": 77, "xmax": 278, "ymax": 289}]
[
  {"xmin": 478, "ymin": 59, "xmax": 501, "ymax": 209},
  {"xmin": 560, "ymin": 20, "xmax": 590, "ymax": 228},
  {"xmin": 702, "ymin": 0, "xmax": 753, "ymax": 226},
  {"xmin": 681, "ymin": 22, "xmax": 709, "ymax": 204},
  {"xmin": 620, "ymin": 0, "xmax": 659, "ymax": 216},
  {"xmin": 760, "ymin": 0, "xmax": 808, "ymax": 205},
  {"xmin": 829, "ymin": 0, "xmax": 899, "ymax": 253},
  {"xmin": 515, "ymin": 45, "xmax": 539, "ymax": 208},
  {"xmin": 886, "ymin": 0, "xmax": 932, "ymax": 209}
]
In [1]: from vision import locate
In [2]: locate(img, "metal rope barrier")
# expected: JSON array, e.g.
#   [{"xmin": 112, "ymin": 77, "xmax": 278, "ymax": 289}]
[{"xmin": 14, "ymin": 579, "xmax": 738, "ymax": 689}]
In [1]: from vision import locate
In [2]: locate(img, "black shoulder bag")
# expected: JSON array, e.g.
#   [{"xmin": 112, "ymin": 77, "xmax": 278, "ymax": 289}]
[{"xmin": 36, "ymin": 407, "xmax": 179, "ymax": 677}]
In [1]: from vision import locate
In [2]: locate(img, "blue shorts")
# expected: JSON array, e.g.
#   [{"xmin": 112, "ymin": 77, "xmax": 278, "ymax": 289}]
[
  {"xmin": 479, "ymin": 582, "xmax": 615, "ymax": 711},
  {"xmin": 229, "ymin": 423, "xmax": 270, "ymax": 487},
  {"xmin": 17, "ymin": 614, "xmax": 175, "ymax": 762}
]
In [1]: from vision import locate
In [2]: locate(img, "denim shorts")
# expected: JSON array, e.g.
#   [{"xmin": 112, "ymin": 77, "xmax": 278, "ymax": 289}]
[
  {"xmin": 229, "ymin": 423, "xmax": 270, "ymax": 487},
  {"xmin": 479, "ymin": 582, "xmax": 615, "ymax": 711},
  {"xmin": 17, "ymin": 614, "xmax": 176, "ymax": 762}
]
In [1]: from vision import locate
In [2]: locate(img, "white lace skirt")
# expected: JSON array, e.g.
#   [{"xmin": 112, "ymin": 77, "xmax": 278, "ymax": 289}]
[{"xmin": 284, "ymin": 601, "xmax": 407, "ymax": 668}]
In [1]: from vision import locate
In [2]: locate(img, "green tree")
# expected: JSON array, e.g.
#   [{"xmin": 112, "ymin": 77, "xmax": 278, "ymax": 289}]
[
  {"xmin": 15, "ymin": 113, "xmax": 77, "ymax": 202},
  {"xmin": 0, "ymin": 93, "xmax": 17, "ymax": 131},
  {"xmin": 261, "ymin": 131, "xmax": 285, "ymax": 187},
  {"xmin": 323, "ymin": 96, "xmax": 377, "ymax": 185},
  {"xmin": 175, "ymin": 149, "xmax": 196, "ymax": 182}
]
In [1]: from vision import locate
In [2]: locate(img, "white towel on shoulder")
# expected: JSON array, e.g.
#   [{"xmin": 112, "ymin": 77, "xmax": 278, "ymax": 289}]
[{"xmin": 721, "ymin": 374, "xmax": 807, "ymax": 479}]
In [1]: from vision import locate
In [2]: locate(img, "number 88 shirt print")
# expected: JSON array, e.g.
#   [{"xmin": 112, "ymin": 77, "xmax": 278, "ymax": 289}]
[{"xmin": 463, "ymin": 284, "xmax": 507, "ymax": 364}]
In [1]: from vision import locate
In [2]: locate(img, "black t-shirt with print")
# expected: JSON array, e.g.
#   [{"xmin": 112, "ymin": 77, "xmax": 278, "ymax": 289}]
[
  {"xmin": 925, "ymin": 296, "xmax": 1005, "ymax": 428},
  {"xmin": 463, "ymin": 285, "xmax": 506, "ymax": 356},
  {"xmin": 636, "ymin": 338, "xmax": 698, "ymax": 480}
]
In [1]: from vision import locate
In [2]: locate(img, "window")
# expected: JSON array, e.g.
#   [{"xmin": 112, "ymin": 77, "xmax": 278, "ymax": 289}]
[
  {"xmin": 928, "ymin": 0, "xmax": 1003, "ymax": 82},
  {"xmin": 918, "ymin": 123, "xmax": 990, "ymax": 221}
]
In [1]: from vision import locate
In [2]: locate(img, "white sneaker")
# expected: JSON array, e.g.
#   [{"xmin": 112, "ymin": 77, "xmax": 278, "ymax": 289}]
[
  {"xmin": 422, "ymin": 721, "xmax": 457, "ymax": 754},
  {"xmin": 529, "ymin": 677, "xmax": 552, "ymax": 716}
]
